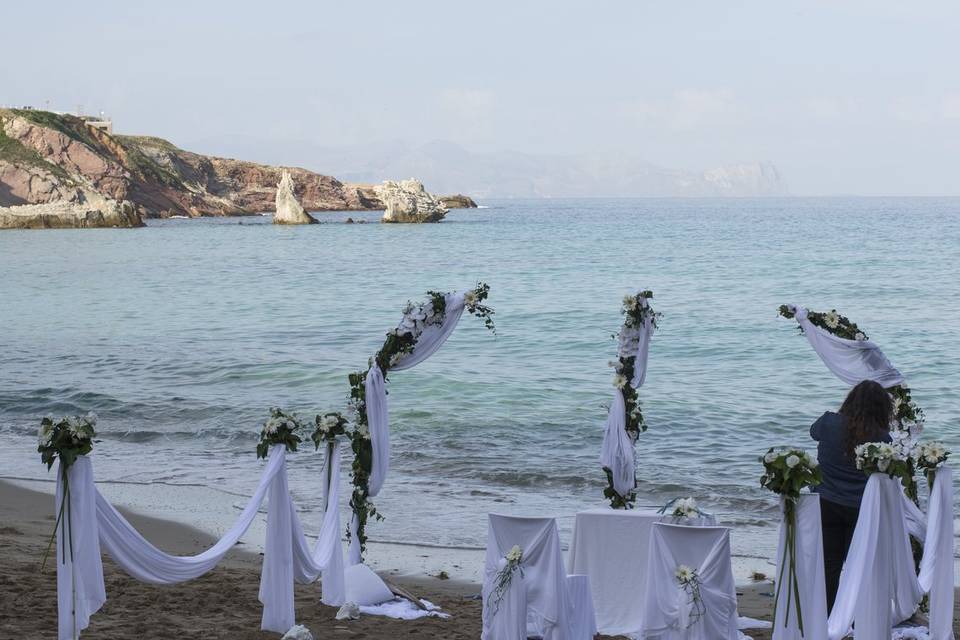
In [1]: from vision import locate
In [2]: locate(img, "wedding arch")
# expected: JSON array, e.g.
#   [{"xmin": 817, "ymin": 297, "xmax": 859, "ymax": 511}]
[
  {"xmin": 599, "ymin": 290, "xmax": 660, "ymax": 508},
  {"xmin": 777, "ymin": 304, "xmax": 925, "ymax": 499},
  {"xmin": 346, "ymin": 283, "xmax": 495, "ymax": 563}
]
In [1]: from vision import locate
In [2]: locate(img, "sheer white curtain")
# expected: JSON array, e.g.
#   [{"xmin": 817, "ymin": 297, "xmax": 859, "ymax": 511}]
[
  {"xmin": 350, "ymin": 292, "xmax": 467, "ymax": 564},
  {"xmin": 58, "ymin": 445, "xmax": 345, "ymax": 638},
  {"xmin": 784, "ymin": 305, "xmax": 905, "ymax": 388},
  {"xmin": 599, "ymin": 313, "xmax": 654, "ymax": 500}
]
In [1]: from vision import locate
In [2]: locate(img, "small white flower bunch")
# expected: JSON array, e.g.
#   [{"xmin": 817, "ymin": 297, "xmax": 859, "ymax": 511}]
[
  {"xmin": 671, "ymin": 497, "xmax": 700, "ymax": 519},
  {"xmin": 312, "ymin": 412, "xmax": 349, "ymax": 448},
  {"xmin": 491, "ymin": 545, "xmax": 525, "ymax": 614},
  {"xmin": 506, "ymin": 545, "xmax": 523, "ymax": 564},
  {"xmin": 759, "ymin": 448, "xmax": 821, "ymax": 498},
  {"xmin": 914, "ymin": 441, "xmax": 949, "ymax": 469},
  {"xmin": 257, "ymin": 408, "xmax": 303, "ymax": 459},
  {"xmin": 854, "ymin": 441, "xmax": 908, "ymax": 476},
  {"xmin": 854, "ymin": 332, "xmax": 866, "ymax": 341},
  {"xmin": 675, "ymin": 564, "xmax": 697, "ymax": 585},
  {"xmin": 397, "ymin": 298, "xmax": 442, "ymax": 339},
  {"xmin": 617, "ymin": 325, "xmax": 641, "ymax": 358}
]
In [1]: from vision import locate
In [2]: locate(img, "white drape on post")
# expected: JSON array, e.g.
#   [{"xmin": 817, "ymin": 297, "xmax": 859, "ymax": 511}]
[
  {"xmin": 56, "ymin": 457, "xmax": 106, "ymax": 640},
  {"xmin": 59, "ymin": 445, "xmax": 346, "ymax": 637},
  {"xmin": 351, "ymin": 292, "xmax": 467, "ymax": 564},
  {"xmin": 772, "ymin": 494, "xmax": 828, "ymax": 640},
  {"xmin": 599, "ymin": 313, "xmax": 654, "ymax": 500},
  {"xmin": 784, "ymin": 305, "xmax": 905, "ymax": 388},
  {"xmin": 827, "ymin": 474, "xmax": 923, "ymax": 640}
]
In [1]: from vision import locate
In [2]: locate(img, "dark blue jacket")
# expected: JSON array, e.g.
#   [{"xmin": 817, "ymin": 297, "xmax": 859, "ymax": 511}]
[{"xmin": 810, "ymin": 411, "xmax": 890, "ymax": 508}]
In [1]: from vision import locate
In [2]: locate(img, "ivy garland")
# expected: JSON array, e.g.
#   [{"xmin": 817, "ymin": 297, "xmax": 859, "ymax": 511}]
[
  {"xmin": 347, "ymin": 283, "xmax": 495, "ymax": 557},
  {"xmin": 603, "ymin": 290, "xmax": 661, "ymax": 509}
]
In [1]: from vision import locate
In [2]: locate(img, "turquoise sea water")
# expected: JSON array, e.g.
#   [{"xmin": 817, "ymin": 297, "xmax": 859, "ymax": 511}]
[{"xmin": 1, "ymin": 198, "xmax": 958, "ymax": 562}]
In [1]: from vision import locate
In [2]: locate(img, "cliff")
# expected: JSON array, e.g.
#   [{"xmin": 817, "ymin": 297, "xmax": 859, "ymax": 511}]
[{"xmin": 0, "ymin": 109, "xmax": 383, "ymax": 221}]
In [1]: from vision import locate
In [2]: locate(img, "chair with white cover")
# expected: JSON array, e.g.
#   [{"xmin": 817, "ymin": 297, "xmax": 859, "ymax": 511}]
[
  {"xmin": 773, "ymin": 494, "xmax": 828, "ymax": 640},
  {"xmin": 640, "ymin": 523, "xmax": 739, "ymax": 640},
  {"xmin": 482, "ymin": 514, "xmax": 595, "ymax": 640}
]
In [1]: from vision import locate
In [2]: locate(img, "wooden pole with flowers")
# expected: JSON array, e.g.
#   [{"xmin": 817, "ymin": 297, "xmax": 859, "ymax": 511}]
[
  {"xmin": 346, "ymin": 283, "xmax": 495, "ymax": 560},
  {"xmin": 601, "ymin": 290, "xmax": 661, "ymax": 509}
]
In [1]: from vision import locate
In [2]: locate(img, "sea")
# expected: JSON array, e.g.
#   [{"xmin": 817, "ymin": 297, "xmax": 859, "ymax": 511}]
[{"xmin": 2, "ymin": 197, "xmax": 958, "ymax": 572}]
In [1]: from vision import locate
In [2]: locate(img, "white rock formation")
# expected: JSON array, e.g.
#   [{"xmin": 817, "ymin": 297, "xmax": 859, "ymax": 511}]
[
  {"xmin": 0, "ymin": 196, "xmax": 142, "ymax": 229},
  {"xmin": 274, "ymin": 170, "xmax": 317, "ymax": 224},
  {"xmin": 375, "ymin": 179, "xmax": 448, "ymax": 223}
]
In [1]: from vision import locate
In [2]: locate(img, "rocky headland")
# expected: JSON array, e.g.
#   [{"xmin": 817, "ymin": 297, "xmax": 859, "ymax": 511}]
[{"xmin": 0, "ymin": 109, "xmax": 472, "ymax": 229}]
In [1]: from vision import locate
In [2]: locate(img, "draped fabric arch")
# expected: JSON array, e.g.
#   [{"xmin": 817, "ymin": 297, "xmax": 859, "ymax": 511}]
[
  {"xmin": 56, "ymin": 445, "xmax": 345, "ymax": 639},
  {"xmin": 782, "ymin": 305, "xmax": 905, "ymax": 388},
  {"xmin": 349, "ymin": 292, "xmax": 468, "ymax": 564}
]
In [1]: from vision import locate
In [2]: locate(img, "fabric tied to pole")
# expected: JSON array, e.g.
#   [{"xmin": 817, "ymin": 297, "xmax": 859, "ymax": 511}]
[
  {"xmin": 56, "ymin": 457, "xmax": 106, "ymax": 640},
  {"xmin": 630, "ymin": 314, "xmax": 654, "ymax": 388},
  {"xmin": 599, "ymin": 390, "xmax": 635, "ymax": 497},
  {"xmin": 772, "ymin": 494, "xmax": 828, "ymax": 640},
  {"xmin": 786, "ymin": 305, "xmax": 905, "ymax": 388}
]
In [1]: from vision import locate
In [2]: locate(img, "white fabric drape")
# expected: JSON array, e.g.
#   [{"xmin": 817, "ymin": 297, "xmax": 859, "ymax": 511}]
[
  {"xmin": 827, "ymin": 474, "xmax": 924, "ymax": 640},
  {"xmin": 599, "ymin": 390, "xmax": 635, "ymax": 497},
  {"xmin": 56, "ymin": 457, "xmax": 106, "ymax": 640},
  {"xmin": 641, "ymin": 523, "xmax": 740, "ymax": 640},
  {"xmin": 482, "ymin": 514, "xmax": 574, "ymax": 640},
  {"xmin": 772, "ymin": 494, "xmax": 828, "ymax": 640},
  {"xmin": 59, "ymin": 445, "xmax": 347, "ymax": 637},
  {"xmin": 483, "ymin": 557, "xmax": 528, "ymax": 640},
  {"xmin": 352, "ymin": 292, "xmax": 467, "ymax": 564},
  {"xmin": 785, "ymin": 305, "xmax": 905, "ymax": 388},
  {"xmin": 599, "ymin": 310, "xmax": 654, "ymax": 501}
]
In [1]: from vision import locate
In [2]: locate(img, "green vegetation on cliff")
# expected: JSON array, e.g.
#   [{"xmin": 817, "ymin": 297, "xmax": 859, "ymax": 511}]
[
  {"xmin": 0, "ymin": 128, "xmax": 72, "ymax": 183},
  {"xmin": 10, "ymin": 108, "xmax": 102, "ymax": 150}
]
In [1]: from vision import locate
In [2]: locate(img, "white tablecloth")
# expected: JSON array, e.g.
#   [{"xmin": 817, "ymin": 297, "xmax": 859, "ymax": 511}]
[{"xmin": 567, "ymin": 508, "xmax": 716, "ymax": 637}]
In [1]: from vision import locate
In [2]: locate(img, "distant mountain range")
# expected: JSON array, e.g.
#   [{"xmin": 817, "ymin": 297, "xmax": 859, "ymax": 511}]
[{"xmin": 200, "ymin": 139, "xmax": 787, "ymax": 199}]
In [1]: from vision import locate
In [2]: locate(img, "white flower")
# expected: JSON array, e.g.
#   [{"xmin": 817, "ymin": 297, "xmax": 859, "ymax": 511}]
[
  {"xmin": 824, "ymin": 311, "xmax": 840, "ymax": 329},
  {"xmin": 321, "ymin": 415, "xmax": 339, "ymax": 430},
  {"xmin": 623, "ymin": 294, "xmax": 637, "ymax": 311},
  {"xmin": 38, "ymin": 422, "xmax": 53, "ymax": 445},
  {"xmin": 675, "ymin": 565, "xmax": 695, "ymax": 582},
  {"xmin": 854, "ymin": 332, "xmax": 866, "ymax": 341},
  {"xmin": 763, "ymin": 451, "xmax": 778, "ymax": 464},
  {"xmin": 357, "ymin": 423, "xmax": 370, "ymax": 440},
  {"xmin": 506, "ymin": 545, "xmax": 523, "ymax": 563},
  {"xmin": 464, "ymin": 290, "xmax": 478, "ymax": 306},
  {"xmin": 613, "ymin": 374, "xmax": 628, "ymax": 389},
  {"xmin": 389, "ymin": 352, "xmax": 403, "ymax": 367},
  {"xmin": 785, "ymin": 455, "xmax": 800, "ymax": 469}
]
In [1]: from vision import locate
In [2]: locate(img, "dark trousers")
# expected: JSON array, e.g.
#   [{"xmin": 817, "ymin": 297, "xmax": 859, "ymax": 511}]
[{"xmin": 820, "ymin": 497, "xmax": 860, "ymax": 613}]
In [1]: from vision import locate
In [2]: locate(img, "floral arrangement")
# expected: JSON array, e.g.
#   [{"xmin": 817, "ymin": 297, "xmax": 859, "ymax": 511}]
[
  {"xmin": 855, "ymin": 441, "xmax": 912, "ymax": 478},
  {"xmin": 603, "ymin": 290, "xmax": 661, "ymax": 509},
  {"xmin": 37, "ymin": 414, "xmax": 97, "ymax": 568},
  {"xmin": 760, "ymin": 447, "xmax": 821, "ymax": 635},
  {"xmin": 658, "ymin": 497, "xmax": 709, "ymax": 522},
  {"xmin": 913, "ymin": 441, "xmax": 950, "ymax": 489},
  {"xmin": 675, "ymin": 565, "xmax": 706, "ymax": 628},
  {"xmin": 312, "ymin": 411, "xmax": 350, "ymax": 448},
  {"xmin": 256, "ymin": 408, "xmax": 304, "ymax": 459},
  {"xmin": 490, "ymin": 545, "xmax": 524, "ymax": 615},
  {"xmin": 347, "ymin": 283, "xmax": 495, "ymax": 557}
]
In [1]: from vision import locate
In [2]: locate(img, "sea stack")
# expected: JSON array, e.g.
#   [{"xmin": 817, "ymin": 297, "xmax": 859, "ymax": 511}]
[
  {"xmin": 274, "ymin": 170, "xmax": 318, "ymax": 224},
  {"xmin": 376, "ymin": 179, "xmax": 448, "ymax": 223}
]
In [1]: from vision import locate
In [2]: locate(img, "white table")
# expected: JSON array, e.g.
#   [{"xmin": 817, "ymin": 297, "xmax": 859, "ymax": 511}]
[{"xmin": 567, "ymin": 507, "xmax": 716, "ymax": 636}]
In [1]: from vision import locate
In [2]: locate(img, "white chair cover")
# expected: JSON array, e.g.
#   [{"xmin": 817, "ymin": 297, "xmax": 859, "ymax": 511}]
[
  {"xmin": 784, "ymin": 305, "xmax": 905, "ymax": 388},
  {"xmin": 641, "ymin": 523, "xmax": 739, "ymax": 640},
  {"xmin": 827, "ymin": 474, "xmax": 923, "ymax": 640},
  {"xmin": 600, "ymin": 312, "xmax": 654, "ymax": 499},
  {"xmin": 59, "ymin": 445, "xmax": 346, "ymax": 637},
  {"xmin": 566, "ymin": 574, "xmax": 598, "ymax": 640},
  {"xmin": 483, "ymin": 557, "xmax": 528, "ymax": 640},
  {"xmin": 482, "ymin": 514, "xmax": 575, "ymax": 640},
  {"xmin": 772, "ymin": 494, "xmax": 828, "ymax": 640},
  {"xmin": 350, "ymin": 292, "xmax": 467, "ymax": 565}
]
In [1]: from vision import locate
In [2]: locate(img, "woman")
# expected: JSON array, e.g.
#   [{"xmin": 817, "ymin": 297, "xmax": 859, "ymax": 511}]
[{"xmin": 811, "ymin": 379, "xmax": 893, "ymax": 612}]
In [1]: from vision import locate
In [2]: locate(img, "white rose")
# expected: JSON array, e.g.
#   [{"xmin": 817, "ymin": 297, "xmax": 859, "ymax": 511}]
[
  {"xmin": 855, "ymin": 332, "xmax": 866, "ymax": 341},
  {"xmin": 785, "ymin": 455, "xmax": 800, "ymax": 469},
  {"xmin": 764, "ymin": 451, "xmax": 778, "ymax": 464}
]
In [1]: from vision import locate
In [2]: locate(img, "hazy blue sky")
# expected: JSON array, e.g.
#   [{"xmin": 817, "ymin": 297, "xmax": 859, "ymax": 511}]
[{"xmin": 3, "ymin": 1, "xmax": 958, "ymax": 195}]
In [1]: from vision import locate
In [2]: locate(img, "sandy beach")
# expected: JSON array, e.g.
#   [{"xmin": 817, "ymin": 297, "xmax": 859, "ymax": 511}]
[{"xmin": 0, "ymin": 479, "xmax": 787, "ymax": 639}]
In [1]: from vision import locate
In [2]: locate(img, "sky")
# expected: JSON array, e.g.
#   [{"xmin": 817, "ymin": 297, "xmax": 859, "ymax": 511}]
[{"xmin": 2, "ymin": 0, "xmax": 958, "ymax": 196}]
